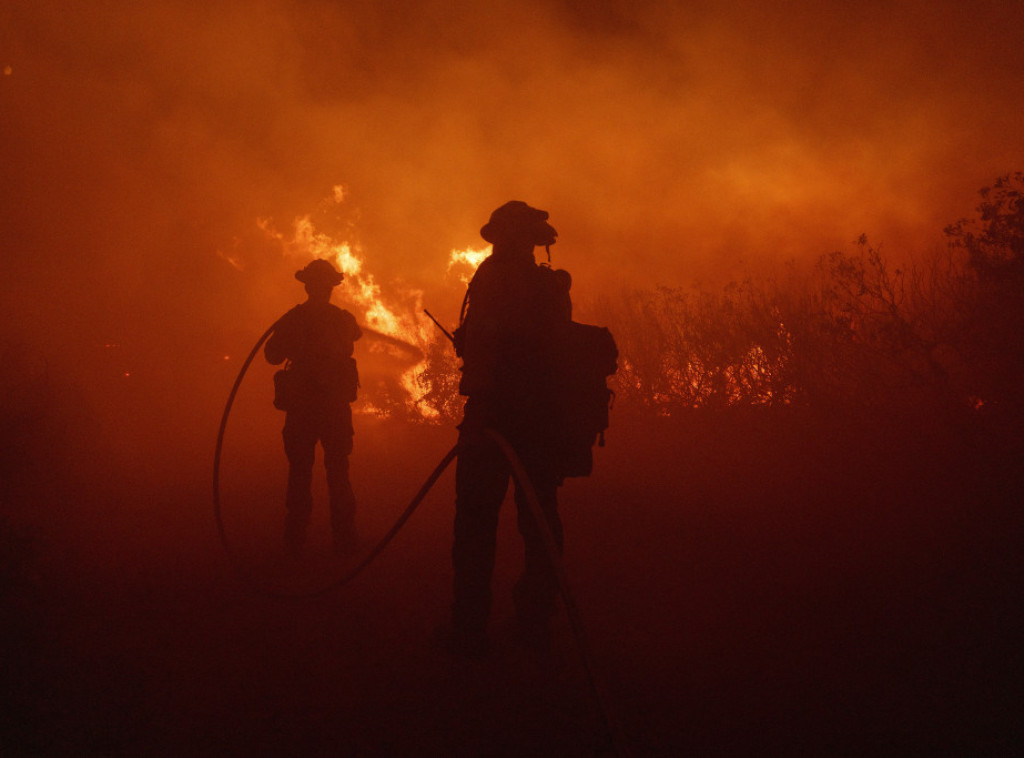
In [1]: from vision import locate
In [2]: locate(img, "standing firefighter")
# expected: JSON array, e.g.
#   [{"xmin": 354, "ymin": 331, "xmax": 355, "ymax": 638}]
[
  {"xmin": 265, "ymin": 258, "xmax": 362, "ymax": 556},
  {"xmin": 447, "ymin": 201, "xmax": 615, "ymax": 658}
]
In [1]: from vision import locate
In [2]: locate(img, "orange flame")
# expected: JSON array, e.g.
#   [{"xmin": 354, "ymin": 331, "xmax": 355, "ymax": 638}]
[
  {"xmin": 259, "ymin": 192, "xmax": 473, "ymax": 419},
  {"xmin": 447, "ymin": 245, "xmax": 490, "ymax": 283}
]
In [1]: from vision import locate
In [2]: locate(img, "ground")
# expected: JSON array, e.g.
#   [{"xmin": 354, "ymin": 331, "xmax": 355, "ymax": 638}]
[{"xmin": 2, "ymin": 408, "xmax": 1022, "ymax": 755}]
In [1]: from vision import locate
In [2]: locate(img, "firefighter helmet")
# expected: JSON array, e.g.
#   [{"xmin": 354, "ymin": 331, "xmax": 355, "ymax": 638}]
[
  {"xmin": 295, "ymin": 258, "xmax": 344, "ymax": 286},
  {"xmin": 480, "ymin": 201, "xmax": 558, "ymax": 247}
]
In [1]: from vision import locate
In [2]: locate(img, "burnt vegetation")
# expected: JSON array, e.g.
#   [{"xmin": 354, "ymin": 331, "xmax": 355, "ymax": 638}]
[{"xmin": 412, "ymin": 173, "xmax": 1024, "ymax": 427}]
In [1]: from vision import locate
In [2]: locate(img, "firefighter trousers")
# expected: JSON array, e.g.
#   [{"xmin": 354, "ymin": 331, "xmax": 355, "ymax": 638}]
[
  {"xmin": 282, "ymin": 404, "xmax": 355, "ymax": 550},
  {"xmin": 452, "ymin": 432, "xmax": 563, "ymax": 635}
]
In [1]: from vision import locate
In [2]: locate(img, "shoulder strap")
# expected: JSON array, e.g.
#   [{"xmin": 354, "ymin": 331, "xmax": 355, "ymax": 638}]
[{"xmin": 457, "ymin": 286, "xmax": 471, "ymax": 327}]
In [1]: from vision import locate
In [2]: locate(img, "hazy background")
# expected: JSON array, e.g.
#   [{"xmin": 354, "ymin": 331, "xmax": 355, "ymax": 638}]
[
  {"xmin": 4, "ymin": 0, "xmax": 1024, "ymax": 346},
  {"xmin": 3, "ymin": 2, "xmax": 1023, "ymax": 753}
]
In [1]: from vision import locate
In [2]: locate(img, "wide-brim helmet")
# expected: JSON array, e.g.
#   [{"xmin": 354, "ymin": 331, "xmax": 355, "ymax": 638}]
[
  {"xmin": 295, "ymin": 258, "xmax": 344, "ymax": 286},
  {"xmin": 480, "ymin": 201, "xmax": 558, "ymax": 247}
]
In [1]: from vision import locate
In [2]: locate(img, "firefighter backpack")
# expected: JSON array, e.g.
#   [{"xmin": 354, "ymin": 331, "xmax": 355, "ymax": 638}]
[{"xmin": 554, "ymin": 321, "xmax": 618, "ymax": 478}]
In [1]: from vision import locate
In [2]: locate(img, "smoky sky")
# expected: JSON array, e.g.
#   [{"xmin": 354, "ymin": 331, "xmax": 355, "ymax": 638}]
[{"xmin": 3, "ymin": 0, "xmax": 1024, "ymax": 359}]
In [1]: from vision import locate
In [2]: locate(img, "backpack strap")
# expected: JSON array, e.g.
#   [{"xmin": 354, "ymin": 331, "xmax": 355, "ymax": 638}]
[{"xmin": 458, "ymin": 286, "xmax": 471, "ymax": 327}]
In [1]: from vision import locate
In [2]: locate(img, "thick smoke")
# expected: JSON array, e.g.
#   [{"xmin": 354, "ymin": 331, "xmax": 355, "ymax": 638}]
[
  {"xmin": 5, "ymin": 1, "xmax": 1024, "ymax": 307},
  {"xmin": 2, "ymin": 0, "xmax": 1022, "ymax": 533},
  {"xmin": 3, "ymin": 3, "xmax": 1024, "ymax": 753}
]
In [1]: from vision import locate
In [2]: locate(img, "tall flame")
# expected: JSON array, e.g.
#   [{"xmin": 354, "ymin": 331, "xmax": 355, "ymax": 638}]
[
  {"xmin": 259, "ymin": 194, "xmax": 802, "ymax": 417},
  {"xmin": 258, "ymin": 192, "xmax": 492, "ymax": 420}
]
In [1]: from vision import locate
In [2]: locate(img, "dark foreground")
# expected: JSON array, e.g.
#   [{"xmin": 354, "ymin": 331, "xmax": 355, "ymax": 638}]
[{"xmin": 3, "ymin": 409, "xmax": 1022, "ymax": 756}]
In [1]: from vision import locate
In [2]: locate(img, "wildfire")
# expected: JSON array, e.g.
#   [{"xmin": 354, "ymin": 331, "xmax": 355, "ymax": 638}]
[
  {"xmin": 259, "ymin": 192, "xmax": 491, "ymax": 420},
  {"xmin": 447, "ymin": 245, "xmax": 490, "ymax": 283},
  {"xmin": 258, "ymin": 195, "xmax": 809, "ymax": 418}
]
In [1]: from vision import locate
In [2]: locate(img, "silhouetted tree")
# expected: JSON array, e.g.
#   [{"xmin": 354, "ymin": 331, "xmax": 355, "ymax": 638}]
[
  {"xmin": 420, "ymin": 173, "xmax": 1024, "ymax": 423},
  {"xmin": 793, "ymin": 237, "xmax": 948, "ymax": 412},
  {"xmin": 945, "ymin": 172, "xmax": 1024, "ymax": 275},
  {"xmin": 943, "ymin": 172, "xmax": 1024, "ymax": 415},
  {"xmin": 598, "ymin": 236, "xmax": 967, "ymax": 417}
]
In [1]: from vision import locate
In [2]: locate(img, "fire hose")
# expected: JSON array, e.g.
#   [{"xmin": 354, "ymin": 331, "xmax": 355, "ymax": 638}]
[
  {"xmin": 213, "ymin": 318, "xmax": 459, "ymax": 601},
  {"xmin": 483, "ymin": 429, "xmax": 631, "ymax": 758},
  {"xmin": 213, "ymin": 323, "xmax": 630, "ymax": 756}
]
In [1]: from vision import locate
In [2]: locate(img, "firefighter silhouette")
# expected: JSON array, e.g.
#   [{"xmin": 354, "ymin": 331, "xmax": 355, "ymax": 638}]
[
  {"xmin": 265, "ymin": 259, "xmax": 362, "ymax": 555},
  {"xmin": 448, "ymin": 201, "xmax": 572, "ymax": 656}
]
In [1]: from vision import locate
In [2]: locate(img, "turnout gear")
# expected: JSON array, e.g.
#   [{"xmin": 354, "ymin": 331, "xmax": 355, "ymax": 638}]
[
  {"xmin": 454, "ymin": 243, "xmax": 617, "ymax": 480},
  {"xmin": 268, "ymin": 302, "xmax": 361, "ymax": 412},
  {"xmin": 265, "ymin": 284, "xmax": 362, "ymax": 554},
  {"xmin": 449, "ymin": 202, "xmax": 616, "ymax": 650},
  {"xmin": 553, "ymin": 321, "xmax": 618, "ymax": 478}
]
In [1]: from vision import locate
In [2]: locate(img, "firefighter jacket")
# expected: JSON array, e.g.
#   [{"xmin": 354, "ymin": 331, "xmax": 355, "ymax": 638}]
[
  {"xmin": 457, "ymin": 254, "xmax": 572, "ymax": 415},
  {"xmin": 265, "ymin": 301, "xmax": 362, "ymax": 410}
]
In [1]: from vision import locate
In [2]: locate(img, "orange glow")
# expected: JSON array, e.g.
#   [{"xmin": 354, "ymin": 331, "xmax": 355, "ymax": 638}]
[
  {"xmin": 447, "ymin": 245, "xmax": 490, "ymax": 284},
  {"xmin": 260, "ymin": 192, "xmax": 454, "ymax": 418},
  {"xmin": 216, "ymin": 249, "xmax": 244, "ymax": 271},
  {"xmin": 3, "ymin": 9, "xmax": 1022, "ymax": 753}
]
